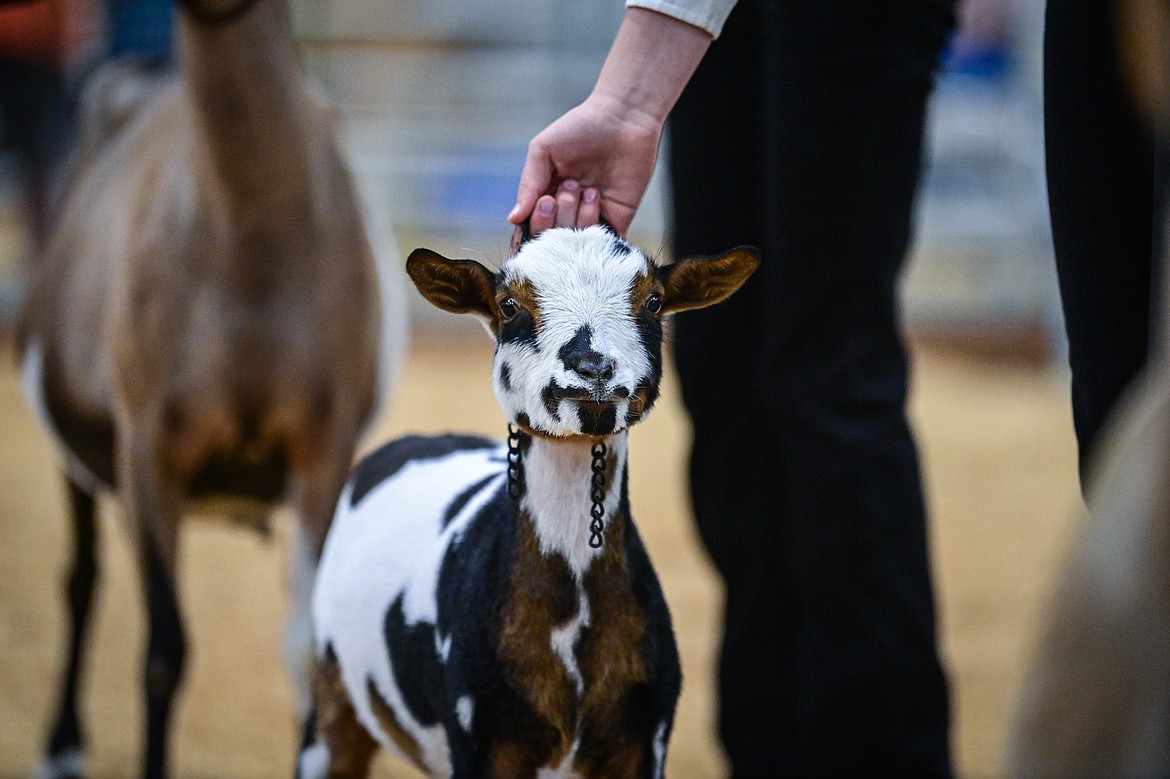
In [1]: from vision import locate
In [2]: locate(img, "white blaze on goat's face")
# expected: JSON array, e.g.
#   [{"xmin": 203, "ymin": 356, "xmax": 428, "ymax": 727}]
[{"xmin": 492, "ymin": 227, "xmax": 662, "ymax": 438}]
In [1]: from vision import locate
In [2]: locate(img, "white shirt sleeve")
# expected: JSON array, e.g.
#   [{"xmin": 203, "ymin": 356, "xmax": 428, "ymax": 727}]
[{"xmin": 625, "ymin": 0, "xmax": 738, "ymax": 38}]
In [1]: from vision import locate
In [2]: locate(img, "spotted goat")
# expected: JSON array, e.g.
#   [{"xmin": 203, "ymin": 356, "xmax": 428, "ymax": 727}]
[{"xmin": 299, "ymin": 225, "xmax": 757, "ymax": 778}]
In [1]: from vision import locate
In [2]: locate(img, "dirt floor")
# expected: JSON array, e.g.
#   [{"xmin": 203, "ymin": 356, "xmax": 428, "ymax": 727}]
[{"xmin": 0, "ymin": 330, "xmax": 1083, "ymax": 779}]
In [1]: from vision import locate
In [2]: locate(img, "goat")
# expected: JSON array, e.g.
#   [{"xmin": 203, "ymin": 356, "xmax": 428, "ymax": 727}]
[
  {"xmin": 16, "ymin": 0, "xmax": 396, "ymax": 776},
  {"xmin": 298, "ymin": 225, "xmax": 758, "ymax": 778},
  {"xmin": 1003, "ymin": 1, "xmax": 1170, "ymax": 773}
]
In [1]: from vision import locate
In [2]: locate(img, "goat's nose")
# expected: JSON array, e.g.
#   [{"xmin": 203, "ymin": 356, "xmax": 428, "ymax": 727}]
[{"xmin": 571, "ymin": 353, "xmax": 616, "ymax": 383}]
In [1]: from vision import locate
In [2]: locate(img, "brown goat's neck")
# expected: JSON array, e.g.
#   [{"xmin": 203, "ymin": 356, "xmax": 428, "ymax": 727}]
[{"xmin": 178, "ymin": 0, "xmax": 319, "ymax": 207}]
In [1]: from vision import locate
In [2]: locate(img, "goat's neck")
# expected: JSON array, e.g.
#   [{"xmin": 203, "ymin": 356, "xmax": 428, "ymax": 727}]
[
  {"xmin": 178, "ymin": 0, "xmax": 317, "ymax": 207},
  {"xmin": 520, "ymin": 432, "xmax": 628, "ymax": 577}
]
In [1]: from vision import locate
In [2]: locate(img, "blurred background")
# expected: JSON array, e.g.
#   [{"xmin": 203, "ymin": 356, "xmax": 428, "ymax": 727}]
[{"xmin": 0, "ymin": 0, "xmax": 1085, "ymax": 777}]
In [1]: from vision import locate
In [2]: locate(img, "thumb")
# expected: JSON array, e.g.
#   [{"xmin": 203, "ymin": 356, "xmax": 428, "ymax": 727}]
[{"xmin": 509, "ymin": 142, "xmax": 555, "ymax": 225}]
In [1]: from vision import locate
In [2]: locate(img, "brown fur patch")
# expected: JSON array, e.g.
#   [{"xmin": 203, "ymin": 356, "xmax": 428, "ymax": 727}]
[
  {"xmin": 628, "ymin": 271, "xmax": 662, "ymax": 316},
  {"xmin": 407, "ymin": 250, "xmax": 497, "ymax": 321},
  {"xmin": 496, "ymin": 512, "xmax": 579, "ymax": 767},
  {"xmin": 486, "ymin": 740, "xmax": 540, "ymax": 779},
  {"xmin": 499, "ymin": 277, "xmax": 542, "ymax": 334},
  {"xmin": 627, "ymin": 387, "xmax": 651, "ymax": 423},
  {"xmin": 662, "ymin": 248, "xmax": 759, "ymax": 313},
  {"xmin": 496, "ymin": 494, "xmax": 653, "ymax": 776},
  {"xmin": 572, "ymin": 529, "xmax": 650, "ymax": 776},
  {"xmin": 312, "ymin": 648, "xmax": 377, "ymax": 778},
  {"xmin": 366, "ymin": 677, "xmax": 428, "ymax": 772}
]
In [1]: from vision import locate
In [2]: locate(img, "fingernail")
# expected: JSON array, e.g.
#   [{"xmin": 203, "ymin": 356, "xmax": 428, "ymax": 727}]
[
  {"xmin": 507, "ymin": 202, "xmax": 521, "ymax": 220},
  {"xmin": 563, "ymin": 179, "xmax": 579, "ymax": 191},
  {"xmin": 538, "ymin": 199, "xmax": 555, "ymax": 215},
  {"xmin": 583, "ymin": 188, "xmax": 598, "ymax": 203}
]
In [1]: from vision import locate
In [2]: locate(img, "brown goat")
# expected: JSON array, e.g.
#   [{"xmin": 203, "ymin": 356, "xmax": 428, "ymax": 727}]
[
  {"xmin": 1003, "ymin": 1, "xmax": 1170, "ymax": 774},
  {"xmin": 16, "ymin": 0, "xmax": 390, "ymax": 776}
]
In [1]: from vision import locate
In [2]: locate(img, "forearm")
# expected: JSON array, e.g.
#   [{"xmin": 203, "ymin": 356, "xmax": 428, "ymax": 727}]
[{"xmin": 588, "ymin": 8, "xmax": 713, "ymax": 129}]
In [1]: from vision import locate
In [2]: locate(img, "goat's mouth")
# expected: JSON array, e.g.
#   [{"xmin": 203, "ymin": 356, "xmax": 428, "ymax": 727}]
[
  {"xmin": 544, "ymin": 382, "xmax": 630, "ymax": 405},
  {"xmin": 572, "ymin": 399, "xmax": 621, "ymax": 437}
]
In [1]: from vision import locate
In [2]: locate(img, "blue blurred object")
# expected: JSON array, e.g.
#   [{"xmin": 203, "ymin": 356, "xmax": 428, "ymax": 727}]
[
  {"xmin": 108, "ymin": 0, "xmax": 174, "ymax": 62},
  {"xmin": 944, "ymin": 39, "xmax": 1010, "ymax": 81}
]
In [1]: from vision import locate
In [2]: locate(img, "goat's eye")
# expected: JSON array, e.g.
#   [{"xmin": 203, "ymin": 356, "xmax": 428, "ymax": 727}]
[
  {"xmin": 644, "ymin": 293, "xmax": 663, "ymax": 315},
  {"xmin": 500, "ymin": 297, "xmax": 521, "ymax": 319}
]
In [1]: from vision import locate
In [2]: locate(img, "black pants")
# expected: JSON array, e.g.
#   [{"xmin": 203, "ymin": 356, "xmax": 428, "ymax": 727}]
[
  {"xmin": 1044, "ymin": 0, "xmax": 1161, "ymax": 476},
  {"xmin": 668, "ymin": 0, "xmax": 954, "ymax": 774}
]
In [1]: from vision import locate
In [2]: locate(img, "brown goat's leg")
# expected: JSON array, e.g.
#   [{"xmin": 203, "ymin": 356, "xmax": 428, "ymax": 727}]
[
  {"xmin": 119, "ymin": 427, "xmax": 187, "ymax": 779},
  {"xmin": 41, "ymin": 476, "xmax": 99, "ymax": 779},
  {"xmin": 285, "ymin": 440, "xmax": 356, "ymax": 722}
]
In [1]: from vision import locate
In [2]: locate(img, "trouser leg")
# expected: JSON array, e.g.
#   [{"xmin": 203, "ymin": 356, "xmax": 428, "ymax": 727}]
[{"xmin": 670, "ymin": 0, "xmax": 954, "ymax": 773}]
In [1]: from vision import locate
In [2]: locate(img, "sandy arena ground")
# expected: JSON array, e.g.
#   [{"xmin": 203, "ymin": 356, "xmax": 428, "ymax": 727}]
[{"xmin": 0, "ymin": 329, "xmax": 1083, "ymax": 778}]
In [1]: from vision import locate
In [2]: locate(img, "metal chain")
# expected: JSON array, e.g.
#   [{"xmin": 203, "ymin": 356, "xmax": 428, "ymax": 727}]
[
  {"xmin": 507, "ymin": 424, "xmax": 523, "ymax": 499},
  {"xmin": 509, "ymin": 425, "xmax": 607, "ymax": 548},
  {"xmin": 589, "ymin": 441, "xmax": 608, "ymax": 548}
]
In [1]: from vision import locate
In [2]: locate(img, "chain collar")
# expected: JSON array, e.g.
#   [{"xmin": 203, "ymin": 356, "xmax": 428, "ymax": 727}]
[
  {"xmin": 506, "ymin": 424, "xmax": 608, "ymax": 548},
  {"xmin": 588, "ymin": 440, "xmax": 608, "ymax": 548},
  {"xmin": 506, "ymin": 424, "xmax": 523, "ymax": 499}
]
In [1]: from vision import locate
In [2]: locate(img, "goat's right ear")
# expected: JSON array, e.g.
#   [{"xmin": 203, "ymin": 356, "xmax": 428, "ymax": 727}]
[{"xmin": 406, "ymin": 248, "xmax": 496, "ymax": 320}]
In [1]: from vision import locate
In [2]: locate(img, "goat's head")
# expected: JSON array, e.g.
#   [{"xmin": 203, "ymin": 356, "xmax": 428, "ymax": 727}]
[{"xmin": 407, "ymin": 226, "xmax": 757, "ymax": 439}]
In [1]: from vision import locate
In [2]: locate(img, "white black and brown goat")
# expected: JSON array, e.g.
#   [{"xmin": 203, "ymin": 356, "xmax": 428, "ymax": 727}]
[
  {"xmin": 299, "ymin": 225, "xmax": 758, "ymax": 778},
  {"xmin": 16, "ymin": 0, "xmax": 397, "ymax": 777}
]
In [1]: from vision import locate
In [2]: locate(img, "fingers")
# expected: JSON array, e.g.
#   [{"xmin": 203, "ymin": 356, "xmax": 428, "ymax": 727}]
[
  {"xmin": 523, "ymin": 181, "xmax": 604, "ymax": 236},
  {"xmin": 579, "ymin": 187, "xmax": 601, "ymax": 227},
  {"xmin": 530, "ymin": 195, "xmax": 557, "ymax": 235}
]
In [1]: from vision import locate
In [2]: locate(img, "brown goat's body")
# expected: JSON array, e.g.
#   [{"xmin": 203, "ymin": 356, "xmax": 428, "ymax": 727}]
[{"xmin": 18, "ymin": 2, "xmax": 386, "ymax": 776}]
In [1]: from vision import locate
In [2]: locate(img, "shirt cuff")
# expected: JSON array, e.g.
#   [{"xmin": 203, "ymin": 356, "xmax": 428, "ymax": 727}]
[{"xmin": 625, "ymin": 0, "xmax": 733, "ymax": 39}]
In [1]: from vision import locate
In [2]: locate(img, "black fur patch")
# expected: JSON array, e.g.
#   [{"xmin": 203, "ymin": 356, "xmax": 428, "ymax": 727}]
[
  {"xmin": 557, "ymin": 325, "xmax": 597, "ymax": 374},
  {"xmin": 188, "ymin": 450, "xmax": 288, "ymax": 503},
  {"xmin": 384, "ymin": 594, "xmax": 446, "ymax": 728},
  {"xmin": 442, "ymin": 473, "xmax": 501, "ymax": 528},
  {"xmin": 608, "ymin": 234, "xmax": 632, "ymax": 257},
  {"xmin": 499, "ymin": 310, "xmax": 537, "ymax": 348},
  {"xmin": 499, "ymin": 362, "xmax": 513, "ymax": 391},
  {"xmin": 541, "ymin": 382, "xmax": 563, "ymax": 420},
  {"xmin": 631, "ymin": 308, "xmax": 664, "ymax": 418},
  {"xmin": 576, "ymin": 402, "xmax": 618, "ymax": 437},
  {"xmin": 350, "ymin": 434, "xmax": 497, "ymax": 507}
]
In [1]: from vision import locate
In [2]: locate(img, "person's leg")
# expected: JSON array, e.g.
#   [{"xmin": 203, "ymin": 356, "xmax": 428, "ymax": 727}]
[
  {"xmin": 0, "ymin": 57, "xmax": 68, "ymax": 250},
  {"xmin": 1045, "ymin": 0, "xmax": 1158, "ymax": 477},
  {"xmin": 670, "ymin": 0, "xmax": 954, "ymax": 773}
]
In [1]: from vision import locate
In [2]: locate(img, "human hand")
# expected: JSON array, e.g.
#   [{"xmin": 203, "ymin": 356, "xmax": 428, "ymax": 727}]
[
  {"xmin": 508, "ymin": 94, "xmax": 662, "ymax": 237},
  {"xmin": 528, "ymin": 179, "xmax": 602, "ymax": 235},
  {"xmin": 507, "ymin": 9, "xmax": 711, "ymax": 239}
]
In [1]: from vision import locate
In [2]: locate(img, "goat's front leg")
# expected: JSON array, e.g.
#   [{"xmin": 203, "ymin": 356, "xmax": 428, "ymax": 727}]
[
  {"xmin": 119, "ymin": 424, "xmax": 186, "ymax": 779},
  {"xmin": 40, "ymin": 477, "xmax": 99, "ymax": 779}
]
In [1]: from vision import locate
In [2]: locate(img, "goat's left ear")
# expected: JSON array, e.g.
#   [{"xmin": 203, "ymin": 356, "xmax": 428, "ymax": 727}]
[
  {"xmin": 660, "ymin": 247, "xmax": 760, "ymax": 313},
  {"xmin": 406, "ymin": 248, "xmax": 497, "ymax": 320}
]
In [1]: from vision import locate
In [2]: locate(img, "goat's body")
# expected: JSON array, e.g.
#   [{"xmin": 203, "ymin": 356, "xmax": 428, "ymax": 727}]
[
  {"xmin": 309, "ymin": 433, "xmax": 680, "ymax": 778},
  {"xmin": 17, "ymin": 1, "xmax": 390, "ymax": 775},
  {"xmin": 22, "ymin": 78, "xmax": 380, "ymax": 501},
  {"xmin": 302, "ymin": 226, "xmax": 755, "ymax": 779}
]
